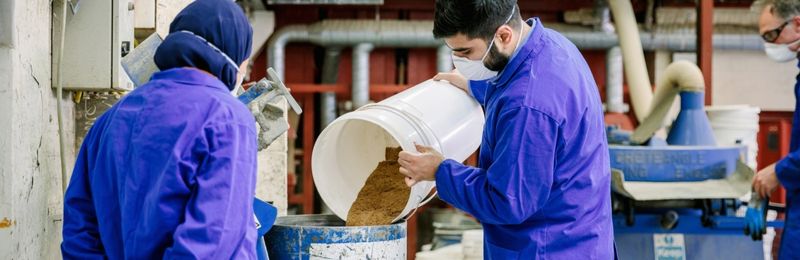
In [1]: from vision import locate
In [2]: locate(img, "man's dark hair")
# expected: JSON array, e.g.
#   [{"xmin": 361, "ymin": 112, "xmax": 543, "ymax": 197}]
[{"xmin": 433, "ymin": 0, "xmax": 522, "ymax": 41}]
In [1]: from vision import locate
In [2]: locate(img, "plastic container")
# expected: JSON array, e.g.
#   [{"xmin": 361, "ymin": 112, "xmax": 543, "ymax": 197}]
[
  {"xmin": 710, "ymin": 123, "xmax": 759, "ymax": 145},
  {"xmin": 707, "ymin": 105, "xmax": 761, "ymax": 169},
  {"xmin": 706, "ymin": 105, "xmax": 761, "ymax": 122},
  {"xmin": 312, "ymin": 79, "xmax": 485, "ymax": 223},
  {"xmin": 711, "ymin": 122, "xmax": 759, "ymax": 167},
  {"xmin": 265, "ymin": 215, "xmax": 406, "ymax": 259}
]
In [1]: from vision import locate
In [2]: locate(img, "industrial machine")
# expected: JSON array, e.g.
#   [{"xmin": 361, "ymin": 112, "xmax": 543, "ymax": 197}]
[
  {"xmin": 607, "ymin": 89, "xmax": 785, "ymax": 259},
  {"xmin": 602, "ymin": 0, "xmax": 786, "ymax": 258}
]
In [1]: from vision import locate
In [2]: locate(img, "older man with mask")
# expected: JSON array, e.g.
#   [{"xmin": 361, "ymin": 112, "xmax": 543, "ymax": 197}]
[
  {"xmin": 61, "ymin": 0, "xmax": 264, "ymax": 259},
  {"xmin": 397, "ymin": 0, "xmax": 614, "ymax": 259},
  {"xmin": 753, "ymin": 1, "xmax": 800, "ymax": 259}
]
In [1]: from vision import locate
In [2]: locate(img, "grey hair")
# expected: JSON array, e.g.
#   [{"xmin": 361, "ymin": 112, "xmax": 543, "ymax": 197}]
[{"xmin": 753, "ymin": 0, "xmax": 800, "ymax": 19}]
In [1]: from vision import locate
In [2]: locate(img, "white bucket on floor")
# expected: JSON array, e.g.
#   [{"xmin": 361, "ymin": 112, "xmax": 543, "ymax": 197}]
[
  {"xmin": 312, "ymin": 80, "xmax": 485, "ymax": 223},
  {"xmin": 707, "ymin": 105, "xmax": 760, "ymax": 168}
]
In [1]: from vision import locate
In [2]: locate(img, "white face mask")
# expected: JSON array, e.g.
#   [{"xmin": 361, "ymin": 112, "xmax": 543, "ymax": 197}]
[
  {"xmin": 452, "ymin": 47, "xmax": 498, "ymax": 81},
  {"xmin": 765, "ymin": 39, "xmax": 800, "ymax": 62},
  {"xmin": 451, "ymin": 5, "xmax": 519, "ymax": 81},
  {"xmin": 231, "ymin": 61, "xmax": 249, "ymax": 96},
  {"xmin": 230, "ymin": 79, "xmax": 243, "ymax": 96}
]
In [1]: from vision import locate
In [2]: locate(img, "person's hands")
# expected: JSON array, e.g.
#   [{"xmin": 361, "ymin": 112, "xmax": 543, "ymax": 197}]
[
  {"xmin": 753, "ymin": 163, "xmax": 781, "ymax": 198},
  {"xmin": 398, "ymin": 144, "xmax": 445, "ymax": 187},
  {"xmin": 433, "ymin": 69, "xmax": 468, "ymax": 93}
]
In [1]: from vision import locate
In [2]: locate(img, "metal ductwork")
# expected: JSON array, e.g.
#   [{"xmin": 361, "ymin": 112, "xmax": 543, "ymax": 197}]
[
  {"xmin": 267, "ymin": 20, "xmax": 447, "ymax": 109},
  {"xmin": 605, "ymin": 46, "xmax": 627, "ymax": 113},
  {"xmin": 556, "ymin": 25, "xmax": 764, "ymax": 51},
  {"xmin": 267, "ymin": 20, "xmax": 442, "ymax": 79},
  {"xmin": 352, "ymin": 43, "xmax": 374, "ymax": 108},
  {"xmin": 267, "ymin": 18, "xmax": 763, "ymax": 113},
  {"xmin": 320, "ymin": 48, "xmax": 342, "ymax": 128}
]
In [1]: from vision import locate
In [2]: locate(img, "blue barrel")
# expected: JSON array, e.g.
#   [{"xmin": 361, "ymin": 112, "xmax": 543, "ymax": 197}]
[{"xmin": 265, "ymin": 215, "xmax": 406, "ymax": 259}]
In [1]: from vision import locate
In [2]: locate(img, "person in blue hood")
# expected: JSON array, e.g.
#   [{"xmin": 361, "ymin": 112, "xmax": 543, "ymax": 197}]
[
  {"xmin": 398, "ymin": 0, "xmax": 614, "ymax": 259},
  {"xmin": 752, "ymin": 1, "xmax": 800, "ymax": 259},
  {"xmin": 61, "ymin": 0, "xmax": 261, "ymax": 258}
]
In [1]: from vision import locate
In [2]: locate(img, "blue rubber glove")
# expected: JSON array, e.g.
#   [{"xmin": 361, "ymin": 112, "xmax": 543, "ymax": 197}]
[{"xmin": 745, "ymin": 194, "xmax": 767, "ymax": 240}]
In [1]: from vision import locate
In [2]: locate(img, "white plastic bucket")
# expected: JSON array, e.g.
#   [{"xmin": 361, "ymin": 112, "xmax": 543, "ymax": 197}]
[
  {"xmin": 312, "ymin": 80, "xmax": 485, "ymax": 223},
  {"xmin": 710, "ymin": 123, "xmax": 759, "ymax": 144},
  {"xmin": 706, "ymin": 105, "xmax": 761, "ymax": 124},
  {"xmin": 707, "ymin": 105, "xmax": 760, "ymax": 168}
]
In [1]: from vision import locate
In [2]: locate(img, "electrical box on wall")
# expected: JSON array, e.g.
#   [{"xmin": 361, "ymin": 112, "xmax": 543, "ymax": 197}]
[{"xmin": 55, "ymin": 0, "xmax": 135, "ymax": 91}]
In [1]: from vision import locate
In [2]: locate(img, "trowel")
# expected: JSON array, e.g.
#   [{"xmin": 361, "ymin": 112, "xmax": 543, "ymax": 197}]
[
  {"xmin": 121, "ymin": 33, "xmax": 162, "ymax": 88},
  {"xmin": 240, "ymin": 68, "xmax": 303, "ymax": 150}
]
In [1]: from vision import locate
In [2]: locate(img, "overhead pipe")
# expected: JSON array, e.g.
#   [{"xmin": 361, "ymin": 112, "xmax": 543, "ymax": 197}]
[
  {"xmin": 320, "ymin": 48, "xmax": 342, "ymax": 128},
  {"xmin": 608, "ymin": 0, "xmax": 654, "ymax": 122},
  {"xmin": 268, "ymin": 20, "xmax": 442, "ymax": 78},
  {"xmin": 267, "ymin": 25, "xmax": 311, "ymax": 79},
  {"xmin": 594, "ymin": 0, "xmax": 615, "ymax": 33},
  {"xmin": 266, "ymin": 19, "xmax": 762, "ymax": 112},
  {"xmin": 555, "ymin": 26, "xmax": 764, "ymax": 51},
  {"xmin": 352, "ymin": 43, "xmax": 374, "ymax": 109},
  {"xmin": 267, "ymin": 20, "xmax": 446, "ymax": 107},
  {"xmin": 267, "ymin": 20, "xmax": 764, "ymax": 76},
  {"xmin": 606, "ymin": 47, "xmax": 627, "ymax": 113},
  {"xmin": 596, "ymin": 0, "xmax": 627, "ymax": 114}
]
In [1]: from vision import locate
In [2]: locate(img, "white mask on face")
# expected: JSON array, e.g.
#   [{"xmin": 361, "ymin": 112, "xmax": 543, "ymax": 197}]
[
  {"xmin": 231, "ymin": 78, "xmax": 243, "ymax": 96},
  {"xmin": 451, "ymin": 5, "xmax": 517, "ymax": 81},
  {"xmin": 452, "ymin": 50, "xmax": 498, "ymax": 81},
  {"xmin": 765, "ymin": 38, "xmax": 800, "ymax": 62},
  {"xmin": 231, "ymin": 62, "xmax": 248, "ymax": 96}
]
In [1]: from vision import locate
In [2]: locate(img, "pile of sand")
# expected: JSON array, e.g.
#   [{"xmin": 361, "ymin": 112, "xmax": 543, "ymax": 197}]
[{"xmin": 346, "ymin": 147, "xmax": 411, "ymax": 226}]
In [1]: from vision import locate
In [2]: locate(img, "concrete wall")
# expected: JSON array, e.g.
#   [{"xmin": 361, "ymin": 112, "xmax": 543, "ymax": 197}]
[
  {"xmin": 0, "ymin": 0, "xmax": 77, "ymax": 259},
  {"xmin": 669, "ymin": 51, "xmax": 798, "ymax": 111},
  {"xmin": 256, "ymin": 107, "xmax": 289, "ymax": 216},
  {"xmin": 0, "ymin": 1, "xmax": 287, "ymax": 259},
  {"xmin": 712, "ymin": 50, "xmax": 799, "ymax": 111}
]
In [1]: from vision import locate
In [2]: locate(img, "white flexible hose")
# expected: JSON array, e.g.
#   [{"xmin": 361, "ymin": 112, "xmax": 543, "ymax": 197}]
[
  {"xmin": 631, "ymin": 61, "xmax": 706, "ymax": 143},
  {"xmin": 57, "ymin": 0, "xmax": 68, "ymax": 194},
  {"xmin": 608, "ymin": 0, "xmax": 654, "ymax": 122}
]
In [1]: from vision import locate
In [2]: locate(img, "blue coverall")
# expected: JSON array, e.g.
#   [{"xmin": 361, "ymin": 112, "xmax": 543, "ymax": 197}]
[
  {"xmin": 435, "ymin": 19, "xmax": 614, "ymax": 259},
  {"xmin": 772, "ymin": 60, "xmax": 800, "ymax": 260},
  {"xmin": 62, "ymin": 68, "xmax": 259, "ymax": 259}
]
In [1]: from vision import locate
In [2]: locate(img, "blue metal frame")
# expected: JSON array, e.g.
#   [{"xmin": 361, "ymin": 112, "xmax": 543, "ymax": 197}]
[
  {"xmin": 614, "ymin": 212, "xmax": 784, "ymax": 235},
  {"xmin": 609, "ymin": 145, "xmax": 745, "ymax": 182}
]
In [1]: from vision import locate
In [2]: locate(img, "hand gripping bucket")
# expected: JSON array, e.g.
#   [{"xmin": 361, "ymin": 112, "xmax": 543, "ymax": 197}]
[{"xmin": 312, "ymin": 80, "xmax": 485, "ymax": 223}]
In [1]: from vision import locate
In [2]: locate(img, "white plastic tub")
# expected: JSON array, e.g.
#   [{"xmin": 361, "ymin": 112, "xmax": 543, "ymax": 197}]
[
  {"xmin": 707, "ymin": 105, "xmax": 761, "ymax": 168},
  {"xmin": 312, "ymin": 80, "xmax": 485, "ymax": 223},
  {"xmin": 706, "ymin": 105, "xmax": 761, "ymax": 124}
]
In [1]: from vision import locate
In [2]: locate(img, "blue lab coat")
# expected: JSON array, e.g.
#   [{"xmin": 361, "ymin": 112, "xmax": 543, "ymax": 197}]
[
  {"xmin": 435, "ymin": 19, "xmax": 614, "ymax": 259},
  {"xmin": 61, "ymin": 68, "xmax": 259, "ymax": 259},
  {"xmin": 773, "ymin": 60, "xmax": 800, "ymax": 260}
]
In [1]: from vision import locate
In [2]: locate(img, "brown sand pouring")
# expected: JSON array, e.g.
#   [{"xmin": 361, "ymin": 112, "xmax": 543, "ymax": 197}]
[{"xmin": 346, "ymin": 147, "xmax": 411, "ymax": 226}]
